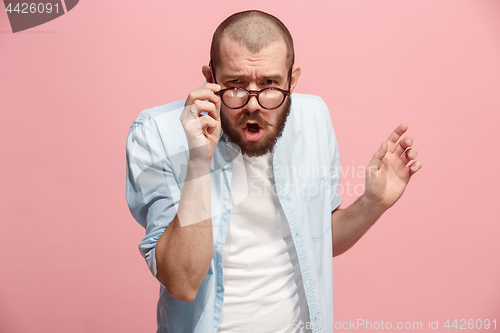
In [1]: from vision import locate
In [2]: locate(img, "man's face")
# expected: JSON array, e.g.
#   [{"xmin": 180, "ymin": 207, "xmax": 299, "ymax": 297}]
[{"xmin": 213, "ymin": 38, "xmax": 294, "ymax": 157}]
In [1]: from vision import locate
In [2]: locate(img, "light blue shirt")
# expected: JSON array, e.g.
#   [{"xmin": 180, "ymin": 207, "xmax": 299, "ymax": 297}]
[{"xmin": 126, "ymin": 93, "xmax": 342, "ymax": 333}]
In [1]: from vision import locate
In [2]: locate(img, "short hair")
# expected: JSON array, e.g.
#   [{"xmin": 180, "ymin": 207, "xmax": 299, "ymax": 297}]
[{"xmin": 210, "ymin": 10, "xmax": 295, "ymax": 72}]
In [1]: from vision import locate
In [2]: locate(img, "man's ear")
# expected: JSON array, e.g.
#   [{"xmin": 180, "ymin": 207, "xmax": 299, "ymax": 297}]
[
  {"xmin": 290, "ymin": 65, "xmax": 301, "ymax": 94},
  {"xmin": 202, "ymin": 65, "xmax": 214, "ymax": 83}
]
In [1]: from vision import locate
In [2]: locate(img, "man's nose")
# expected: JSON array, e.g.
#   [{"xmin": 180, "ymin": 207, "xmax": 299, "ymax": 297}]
[{"xmin": 244, "ymin": 92, "xmax": 260, "ymax": 112}]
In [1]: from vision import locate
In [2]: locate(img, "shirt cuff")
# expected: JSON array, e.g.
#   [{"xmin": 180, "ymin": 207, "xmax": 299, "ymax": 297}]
[
  {"xmin": 331, "ymin": 196, "xmax": 342, "ymax": 212},
  {"xmin": 145, "ymin": 247, "xmax": 158, "ymax": 277}
]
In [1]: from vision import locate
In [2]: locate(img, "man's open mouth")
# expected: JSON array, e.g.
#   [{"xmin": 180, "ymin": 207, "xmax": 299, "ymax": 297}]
[
  {"xmin": 242, "ymin": 121, "xmax": 265, "ymax": 141},
  {"xmin": 246, "ymin": 122, "xmax": 260, "ymax": 132}
]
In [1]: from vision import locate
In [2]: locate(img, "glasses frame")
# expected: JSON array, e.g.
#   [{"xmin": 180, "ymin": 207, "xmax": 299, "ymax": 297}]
[{"xmin": 210, "ymin": 59, "xmax": 292, "ymax": 110}]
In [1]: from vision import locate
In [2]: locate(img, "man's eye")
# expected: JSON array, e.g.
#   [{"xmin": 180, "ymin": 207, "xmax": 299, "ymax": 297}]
[{"xmin": 265, "ymin": 80, "xmax": 277, "ymax": 86}]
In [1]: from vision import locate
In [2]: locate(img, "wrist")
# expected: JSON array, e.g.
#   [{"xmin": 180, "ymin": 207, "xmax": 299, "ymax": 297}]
[
  {"xmin": 186, "ymin": 159, "xmax": 211, "ymax": 181},
  {"xmin": 358, "ymin": 194, "xmax": 388, "ymax": 218}
]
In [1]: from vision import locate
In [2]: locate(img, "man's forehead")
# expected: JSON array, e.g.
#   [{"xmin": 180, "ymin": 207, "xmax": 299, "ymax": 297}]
[{"xmin": 216, "ymin": 37, "xmax": 289, "ymax": 76}]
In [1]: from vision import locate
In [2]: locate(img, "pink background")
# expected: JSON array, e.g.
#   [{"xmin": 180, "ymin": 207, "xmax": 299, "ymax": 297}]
[{"xmin": 1, "ymin": 0, "xmax": 499, "ymax": 332}]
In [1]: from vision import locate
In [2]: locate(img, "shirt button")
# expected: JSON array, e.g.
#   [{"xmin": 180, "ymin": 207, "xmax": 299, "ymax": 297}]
[
  {"xmin": 224, "ymin": 155, "xmax": 230, "ymax": 161},
  {"xmin": 223, "ymin": 201, "xmax": 228, "ymax": 207},
  {"xmin": 217, "ymin": 286, "xmax": 222, "ymax": 291},
  {"xmin": 215, "ymin": 247, "xmax": 220, "ymax": 253}
]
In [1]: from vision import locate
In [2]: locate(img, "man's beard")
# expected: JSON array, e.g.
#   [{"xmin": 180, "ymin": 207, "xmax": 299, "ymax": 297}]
[{"xmin": 220, "ymin": 97, "xmax": 291, "ymax": 157}]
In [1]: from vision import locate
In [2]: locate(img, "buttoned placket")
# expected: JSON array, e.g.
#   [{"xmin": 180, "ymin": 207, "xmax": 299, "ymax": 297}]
[
  {"xmin": 272, "ymin": 139, "xmax": 324, "ymax": 333},
  {"xmin": 213, "ymin": 139, "xmax": 234, "ymax": 332}
]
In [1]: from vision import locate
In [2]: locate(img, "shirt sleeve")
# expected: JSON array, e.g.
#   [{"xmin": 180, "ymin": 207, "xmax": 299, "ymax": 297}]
[{"xmin": 126, "ymin": 121, "xmax": 179, "ymax": 278}]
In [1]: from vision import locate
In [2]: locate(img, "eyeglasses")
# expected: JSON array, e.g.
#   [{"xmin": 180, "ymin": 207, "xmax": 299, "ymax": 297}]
[
  {"xmin": 210, "ymin": 59, "xmax": 292, "ymax": 110},
  {"xmin": 216, "ymin": 87, "xmax": 290, "ymax": 110}
]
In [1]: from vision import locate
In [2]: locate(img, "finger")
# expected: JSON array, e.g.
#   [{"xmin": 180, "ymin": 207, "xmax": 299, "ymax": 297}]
[
  {"xmin": 367, "ymin": 142, "xmax": 388, "ymax": 175},
  {"xmin": 408, "ymin": 160, "xmax": 422, "ymax": 176},
  {"xmin": 202, "ymin": 83, "xmax": 222, "ymax": 106},
  {"xmin": 194, "ymin": 100, "xmax": 220, "ymax": 122},
  {"xmin": 198, "ymin": 114, "xmax": 218, "ymax": 136},
  {"xmin": 205, "ymin": 83, "xmax": 222, "ymax": 117},
  {"xmin": 190, "ymin": 104, "xmax": 199, "ymax": 117},
  {"xmin": 401, "ymin": 147, "xmax": 418, "ymax": 165},
  {"xmin": 197, "ymin": 82, "xmax": 221, "ymax": 94},
  {"xmin": 393, "ymin": 136, "xmax": 413, "ymax": 156},
  {"xmin": 180, "ymin": 103, "xmax": 201, "ymax": 123},
  {"xmin": 185, "ymin": 84, "xmax": 221, "ymax": 107},
  {"xmin": 180, "ymin": 103, "xmax": 196, "ymax": 124},
  {"xmin": 386, "ymin": 123, "xmax": 408, "ymax": 152}
]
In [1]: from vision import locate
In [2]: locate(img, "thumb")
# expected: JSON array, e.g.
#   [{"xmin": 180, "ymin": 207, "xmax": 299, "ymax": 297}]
[{"xmin": 367, "ymin": 142, "xmax": 388, "ymax": 175}]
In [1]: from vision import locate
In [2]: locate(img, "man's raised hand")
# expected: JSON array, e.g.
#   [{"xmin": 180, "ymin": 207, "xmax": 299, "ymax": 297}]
[
  {"xmin": 180, "ymin": 83, "xmax": 222, "ymax": 162},
  {"xmin": 363, "ymin": 124, "xmax": 422, "ymax": 210}
]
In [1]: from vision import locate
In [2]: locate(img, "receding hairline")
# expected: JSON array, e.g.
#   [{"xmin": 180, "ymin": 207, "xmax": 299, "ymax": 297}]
[{"xmin": 210, "ymin": 10, "xmax": 295, "ymax": 72}]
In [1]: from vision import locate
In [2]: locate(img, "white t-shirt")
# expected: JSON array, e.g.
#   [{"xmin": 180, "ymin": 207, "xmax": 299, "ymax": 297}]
[{"xmin": 217, "ymin": 152, "xmax": 310, "ymax": 333}]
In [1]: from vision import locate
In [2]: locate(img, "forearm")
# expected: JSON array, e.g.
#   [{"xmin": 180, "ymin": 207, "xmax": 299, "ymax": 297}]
[
  {"xmin": 331, "ymin": 195, "xmax": 386, "ymax": 257},
  {"xmin": 155, "ymin": 159, "xmax": 213, "ymax": 302}
]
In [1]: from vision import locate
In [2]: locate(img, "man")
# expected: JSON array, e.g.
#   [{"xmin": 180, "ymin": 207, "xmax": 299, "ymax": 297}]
[{"xmin": 126, "ymin": 10, "xmax": 421, "ymax": 333}]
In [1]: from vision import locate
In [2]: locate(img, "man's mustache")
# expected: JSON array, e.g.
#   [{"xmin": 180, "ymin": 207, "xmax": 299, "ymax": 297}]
[{"xmin": 235, "ymin": 112, "xmax": 272, "ymax": 128}]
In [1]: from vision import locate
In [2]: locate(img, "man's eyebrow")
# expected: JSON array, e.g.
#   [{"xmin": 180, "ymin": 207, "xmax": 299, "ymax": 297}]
[
  {"xmin": 219, "ymin": 74, "xmax": 245, "ymax": 81},
  {"xmin": 260, "ymin": 74, "xmax": 285, "ymax": 81}
]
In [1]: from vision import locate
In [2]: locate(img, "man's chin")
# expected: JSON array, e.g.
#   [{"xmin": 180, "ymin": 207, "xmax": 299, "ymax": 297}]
[
  {"xmin": 221, "ymin": 97, "xmax": 291, "ymax": 157},
  {"xmin": 239, "ymin": 133, "xmax": 276, "ymax": 157}
]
